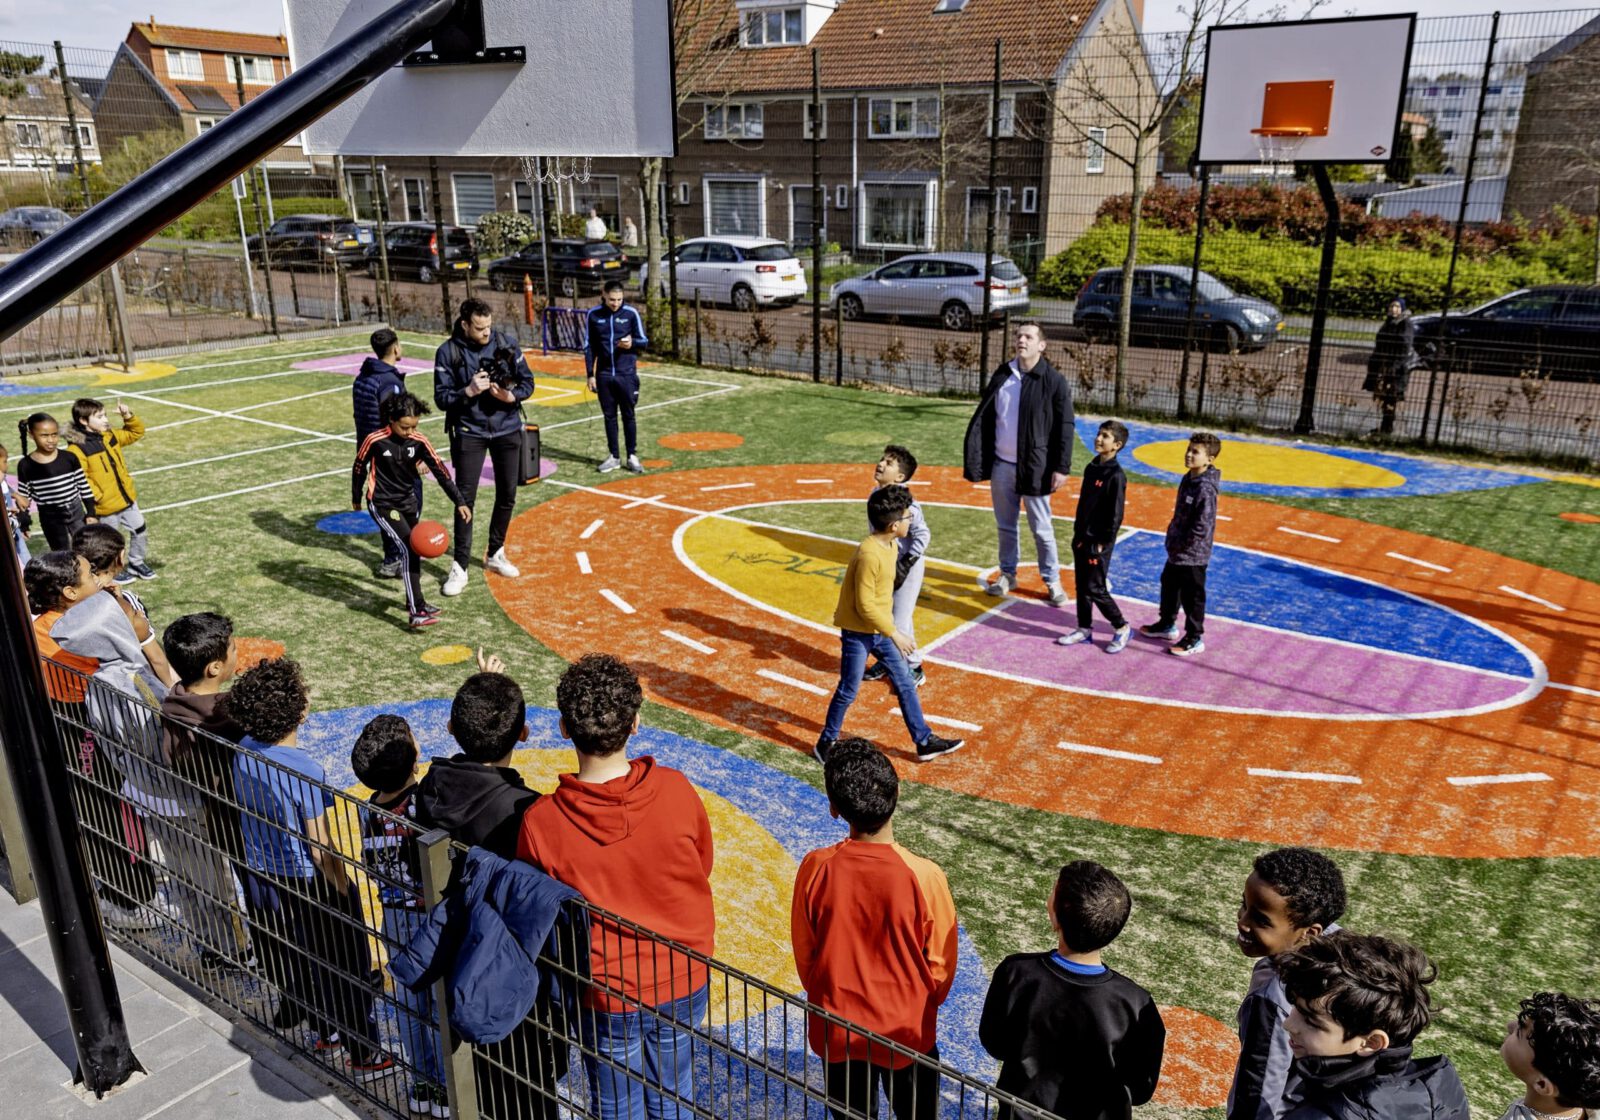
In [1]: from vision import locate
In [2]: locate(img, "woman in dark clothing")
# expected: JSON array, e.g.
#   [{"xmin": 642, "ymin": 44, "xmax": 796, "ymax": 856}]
[{"xmin": 1364, "ymin": 297, "xmax": 1417, "ymax": 436}]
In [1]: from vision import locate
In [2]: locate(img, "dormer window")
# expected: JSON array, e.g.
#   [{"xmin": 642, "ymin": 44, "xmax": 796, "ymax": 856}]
[
  {"xmin": 743, "ymin": 7, "xmax": 803, "ymax": 47},
  {"xmin": 933, "ymin": 0, "xmax": 971, "ymax": 11}
]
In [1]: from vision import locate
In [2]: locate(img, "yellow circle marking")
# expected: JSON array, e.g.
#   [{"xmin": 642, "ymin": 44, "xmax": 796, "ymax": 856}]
[
  {"xmin": 420, "ymin": 644, "xmax": 474, "ymax": 665},
  {"xmin": 26, "ymin": 360, "xmax": 180, "ymax": 387},
  {"xmin": 1135, "ymin": 439, "xmax": 1406, "ymax": 489},
  {"xmin": 529, "ymin": 374, "xmax": 597, "ymax": 409}
]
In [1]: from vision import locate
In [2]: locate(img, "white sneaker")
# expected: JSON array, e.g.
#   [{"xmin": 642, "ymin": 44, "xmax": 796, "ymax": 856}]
[
  {"xmin": 1046, "ymin": 582, "xmax": 1068, "ymax": 607},
  {"xmin": 441, "ymin": 562, "xmax": 469, "ymax": 597},
  {"xmin": 985, "ymin": 573, "xmax": 1015, "ymax": 597},
  {"xmin": 485, "ymin": 549, "xmax": 520, "ymax": 578},
  {"xmin": 99, "ymin": 896, "xmax": 158, "ymax": 930},
  {"xmin": 1056, "ymin": 627, "xmax": 1092, "ymax": 646},
  {"xmin": 597, "ymin": 456, "xmax": 621, "ymax": 473},
  {"xmin": 625, "ymin": 454, "xmax": 644, "ymax": 473}
]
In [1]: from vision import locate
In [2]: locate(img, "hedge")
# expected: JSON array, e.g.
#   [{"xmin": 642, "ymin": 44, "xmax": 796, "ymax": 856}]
[
  {"xmin": 164, "ymin": 193, "xmax": 352, "ymax": 242},
  {"xmin": 1035, "ymin": 221, "xmax": 1567, "ymax": 318}
]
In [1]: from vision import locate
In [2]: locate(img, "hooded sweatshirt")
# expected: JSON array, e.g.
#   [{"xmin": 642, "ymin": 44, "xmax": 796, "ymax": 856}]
[
  {"xmin": 160, "ymin": 684, "xmax": 247, "ymax": 860},
  {"xmin": 1165, "ymin": 465, "xmax": 1221, "ymax": 566},
  {"xmin": 415, "ymin": 753, "xmax": 540, "ymax": 862},
  {"xmin": 516, "ymin": 756, "xmax": 715, "ymax": 1011}
]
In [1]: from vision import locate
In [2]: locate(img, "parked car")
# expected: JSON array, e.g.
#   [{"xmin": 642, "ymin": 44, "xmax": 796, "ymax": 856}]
[
  {"xmin": 486, "ymin": 237, "xmax": 629, "ymax": 296},
  {"xmin": 364, "ymin": 222, "xmax": 478, "ymax": 282},
  {"xmin": 830, "ymin": 252, "xmax": 1030, "ymax": 332},
  {"xmin": 1073, "ymin": 265, "xmax": 1283, "ymax": 352},
  {"xmin": 640, "ymin": 236, "xmax": 807, "ymax": 311},
  {"xmin": 246, "ymin": 214, "xmax": 373, "ymax": 269},
  {"xmin": 1412, "ymin": 285, "xmax": 1600, "ymax": 381},
  {"xmin": 0, "ymin": 206, "xmax": 71, "ymax": 246}
]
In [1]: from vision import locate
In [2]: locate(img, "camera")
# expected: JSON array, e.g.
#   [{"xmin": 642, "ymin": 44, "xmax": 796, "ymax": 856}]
[{"xmin": 485, "ymin": 345, "xmax": 522, "ymax": 391}]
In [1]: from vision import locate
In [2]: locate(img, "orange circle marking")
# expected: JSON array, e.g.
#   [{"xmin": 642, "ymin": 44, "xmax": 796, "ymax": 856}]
[
  {"xmin": 658, "ymin": 431, "xmax": 744, "ymax": 451},
  {"xmin": 235, "ymin": 637, "xmax": 286, "ymax": 672},
  {"xmin": 1558, "ymin": 511, "xmax": 1600, "ymax": 524},
  {"xmin": 642, "ymin": 458, "xmax": 673, "ymax": 469},
  {"xmin": 493, "ymin": 465, "xmax": 1599, "ymax": 858},
  {"xmin": 1152, "ymin": 1007, "xmax": 1237, "ymax": 1109}
]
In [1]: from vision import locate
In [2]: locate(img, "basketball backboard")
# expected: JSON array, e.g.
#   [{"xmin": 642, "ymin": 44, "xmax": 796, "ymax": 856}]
[
  {"xmin": 284, "ymin": 0, "xmax": 676, "ymax": 158},
  {"xmin": 1193, "ymin": 15, "xmax": 1415, "ymax": 166}
]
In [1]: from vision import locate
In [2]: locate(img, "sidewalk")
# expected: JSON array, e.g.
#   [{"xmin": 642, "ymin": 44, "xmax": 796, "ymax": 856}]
[{"xmin": 0, "ymin": 879, "xmax": 367, "ymax": 1120}]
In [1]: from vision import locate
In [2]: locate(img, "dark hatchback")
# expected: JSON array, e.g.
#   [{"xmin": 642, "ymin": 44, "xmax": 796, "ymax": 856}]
[
  {"xmin": 486, "ymin": 238, "xmax": 629, "ymax": 297},
  {"xmin": 1073, "ymin": 265, "xmax": 1284, "ymax": 352},
  {"xmin": 1413, "ymin": 285, "xmax": 1600, "ymax": 380},
  {"xmin": 364, "ymin": 222, "xmax": 478, "ymax": 282},
  {"xmin": 246, "ymin": 214, "xmax": 373, "ymax": 268}
]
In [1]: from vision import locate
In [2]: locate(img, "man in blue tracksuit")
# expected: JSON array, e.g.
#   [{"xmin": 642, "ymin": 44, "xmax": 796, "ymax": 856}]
[
  {"xmin": 584, "ymin": 280, "xmax": 649, "ymax": 473},
  {"xmin": 353, "ymin": 328, "xmax": 414, "ymax": 578}
]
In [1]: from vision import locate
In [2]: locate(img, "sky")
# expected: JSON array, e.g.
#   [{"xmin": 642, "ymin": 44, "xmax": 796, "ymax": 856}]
[{"xmin": 4, "ymin": 0, "xmax": 1592, "ymax": 59}]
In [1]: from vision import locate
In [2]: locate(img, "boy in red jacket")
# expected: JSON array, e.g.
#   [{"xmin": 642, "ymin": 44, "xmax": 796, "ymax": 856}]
[{"xmin": 517, "ymin": 654, "xmax": 714, "ymax": 1120}]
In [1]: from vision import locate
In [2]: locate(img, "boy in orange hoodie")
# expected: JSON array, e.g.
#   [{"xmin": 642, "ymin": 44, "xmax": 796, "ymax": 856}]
[{"xmin": 517, "ymin": 653, "xmax": 714, "ymax": 1120}]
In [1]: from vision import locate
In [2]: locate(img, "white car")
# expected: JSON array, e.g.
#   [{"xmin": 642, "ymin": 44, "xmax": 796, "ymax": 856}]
[{"xmin": 640, "ymin": 236, "xmax": 808, "ymax": 311}]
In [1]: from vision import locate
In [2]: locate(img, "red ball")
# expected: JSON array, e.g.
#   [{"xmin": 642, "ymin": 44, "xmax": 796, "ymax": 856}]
[{"xmin": 410, "ymin": 520, "xmax": 449, "ymax": 559}]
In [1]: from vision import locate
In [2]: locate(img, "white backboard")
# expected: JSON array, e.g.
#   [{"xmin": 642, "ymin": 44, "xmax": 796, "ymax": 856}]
[
  {"xmin": 285, "ymin": 0, "xmax": 676, "ymax": 157},
  {"xmin": 1194, "ymin": 15, "xmax": 1415, "ymax": 165}
]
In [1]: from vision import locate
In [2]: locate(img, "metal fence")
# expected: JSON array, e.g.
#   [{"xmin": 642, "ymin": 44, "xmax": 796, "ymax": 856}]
[{"xmin": 30, "ymin": 655, "xmax": 1041, "ymax": 1120}]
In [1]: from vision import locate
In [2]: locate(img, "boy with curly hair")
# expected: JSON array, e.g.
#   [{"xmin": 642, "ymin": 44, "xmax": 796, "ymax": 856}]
[{"xmin": 1499, "ymin": 992, "xmax": 1600, "ymax": 1120}]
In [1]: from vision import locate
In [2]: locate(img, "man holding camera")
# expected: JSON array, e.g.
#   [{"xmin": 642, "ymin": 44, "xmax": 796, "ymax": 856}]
[
  {"xmin": 433, "ymin": 297, "xmax": 534, "ymax": 596},
  {"xmin": 585, "ymin": 279, "xmax": 649, "ymax": 473}
]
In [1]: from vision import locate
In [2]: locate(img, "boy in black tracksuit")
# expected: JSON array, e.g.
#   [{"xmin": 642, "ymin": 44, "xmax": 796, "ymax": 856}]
[
  {"xmin": 352, "ymin": 328, "xmax": 413, "ymax": 578},
  {"xmin": 1142, "ymin": 432, "xmax": 1222, "ymax": 658},
  {"xmin": 584, "ymin": 280, "xmax": 649, "ymax": 473},
  {"xmin": 352, "ymin": 391, "xmax": 470, "ymax": 630},
  {"xmin": 1058, "ymin": 420, "xmax": 1130, "ymax": 653}
]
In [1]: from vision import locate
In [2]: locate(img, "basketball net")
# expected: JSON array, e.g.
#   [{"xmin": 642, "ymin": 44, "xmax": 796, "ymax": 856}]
[
  {"xmin": 515, "ymin": 155, "xmax": 593, "ymax": 188},
  {"xmin": 1252, "ymin": 129, "xmax": 1309, "ymax": 177}
]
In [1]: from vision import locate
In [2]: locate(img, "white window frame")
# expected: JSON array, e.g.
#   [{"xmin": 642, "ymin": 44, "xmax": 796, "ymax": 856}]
[
  {"xmin": 702, "ymin": 175, "xmax": 767, "ymax": 237},
  {"xmin": 1086, "ymin": 126, "xmax": 1107, "ymax": 174},
  {"xmin": 803, "ymin": 99, "xmax": 827, "ymax": 141},
  {"xmin": 835, "ymin": 184, "xmax": 849, "ymax": 209},
  {"xmin": 788, "ymin": 183, "xmax": 827, "ymax": 247},
  {"xmin": 402, "ymin": 177, "xmax": 430, "ymax": 221},
  {"xmin": 868, "ymin": 96, "xmax": 941, "ymax": 139},
  {"xmin": 741, "ymin": 6, "xmax": 804, "ymax": 47},
  {"xmin": 704, "ymin": 102, "xmax": 764, "ymax": 141},
  {"xmin": 1020, "ymin": 185, "xmax": 1038, "ymax": 214},
  {"xmin": 857, "ymin": 180, "xmax": 938, "ymax": 251},
  {"xmin": 195, "ymin": 117, "xmax": 217, "ymax": 134},
  {"xmin": 451, "ymin": 171, "xmax": 497, "ymax": 227},
  {"xmin": 227, "ymin": 55, "xmax": 276, "ymax": 85},
  {"xmin": 676, "ymin": 181, "xmax": 692, "ymax": 205},
  {"xmin": 165, "ymin": 49, "xmax": 203, "ymax": 80},
  {"xmin": 986, "ymin": 94, "xmax": 1016, "ymax": 138},
  {"xmin": 15, "ymin": 123, "xmax": 42, "ymax": 147}
]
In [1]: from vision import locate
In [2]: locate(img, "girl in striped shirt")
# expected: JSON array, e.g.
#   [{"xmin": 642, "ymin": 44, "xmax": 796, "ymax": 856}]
[{"xmin": 14, "ymin": 412, "xmax": 96, "ymax": 551}]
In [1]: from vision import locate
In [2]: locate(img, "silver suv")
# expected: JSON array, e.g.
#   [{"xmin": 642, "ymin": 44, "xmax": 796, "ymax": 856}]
[{"xmin": 829, "ymin": 252, "xmax": 1030, "ymax": 331}]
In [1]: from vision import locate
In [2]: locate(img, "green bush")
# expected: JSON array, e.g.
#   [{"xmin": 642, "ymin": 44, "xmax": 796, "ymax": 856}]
[
  {"xmin": 1036, "ymin": 221, "xmax": 1565, "ymax": 318},
  {"xmin": 165, "ymin": 193, "xmax": 350, "ymax": 242},
  {"xmin": 475, "ymin": 211, "xmax": 538, "ymax": 257}
]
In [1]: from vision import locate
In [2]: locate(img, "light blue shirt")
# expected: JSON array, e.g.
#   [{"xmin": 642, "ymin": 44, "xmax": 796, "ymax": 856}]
[
  {"xmin": 994, "ymin": 362, "xmax": 1022, "ymax": 464},
  {"xmin": 869, "ymin": 485, "xmax": 930, "ymax": 562}
]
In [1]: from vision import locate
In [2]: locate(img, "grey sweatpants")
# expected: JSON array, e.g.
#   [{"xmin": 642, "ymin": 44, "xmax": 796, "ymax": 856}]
[
  {"xmin": 892, "ymin": 556, "xmax": 926, "ymax": 668},
  {"xmin": 98, "ymin": 502, "xmax": 150, "ymax": 567}
]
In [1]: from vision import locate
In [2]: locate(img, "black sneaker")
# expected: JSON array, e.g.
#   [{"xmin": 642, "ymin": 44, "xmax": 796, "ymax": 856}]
[
  {"xmin": 915, "ymin": 735, "xmax": 965, "ymax": 762},
  {"xmin": 911, "ymin": 666, "xmax": 926, "ymax": 689},
  {"xmin": 861, "ymin": 662, "xmax": 888, "ymax": 682},
  {"xmin": 814, "ymin": 738, "xmax": 837, "ymax": 764},
  {"xmin": 128, "ymin": 561, "xmax": 158, "ymax": 580},
  {"xmin": 377, "ymin": 560, "xmax": 403, "ymax": 579},
  {"xmin": 1169, "ymin": 635, "xmax": 1206, "ymax": 657}
]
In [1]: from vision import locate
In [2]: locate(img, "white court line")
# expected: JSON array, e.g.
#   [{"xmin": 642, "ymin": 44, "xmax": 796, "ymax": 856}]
[
  {"xmin": 1446, "ymin": 772, "xmax": 1551, "ymax": 787},
  {"xmin": 622, "ymin": 493, "xmax": 666, "ymax": 509},
  {"xmin": 701, "ymin": 482, "xmax": 755, "ymax": 492},
  {"xmin": 142, "ymin": 467, "xmax": 348, "ymax": 513},
  {"xmin": 1387, "ymin": 551, "xmax": 1452, "ymax": 573},
  {"xmin": 172, "ymin": 342, "xmax": 367, "ymax": 371},
  {"xmin": 146, "ymin": 383, "xmax": 353, "ymax": 430},
  {"xmin": 579, "ymin": 519, "xmax": 604, "ymax": 540},
  {"xmin": 116, "ymin": 388, "xmax": 351, "ymax": 442},
  {"xmin": 756, "ymin": 669, "xmax": 831, "ymax": 697},
  {"xmin": 230, "ymin": 384, "xmax": 351, "ymax": 412},
  {"xmin": 662, "ymin": 629, "xmax": 717, "ymax": 655},
  {"xmin": 795, "ymin": 478, "xmax": 833, "ymax": 485},
  {"xmin": 599, "ymin": 588, "xmax": 636, "ymax": 615},
  {"xmin": 1276, "ymin": 526, "xmax": 1341, "ymax": 544},
  {"xmin": 145, "ymin": 415, "xmax": 221, "ymax": 432},
  {"xmin": 1548, "ymin": 681, "xmax": 1600, "ymax": 698},
  {"xmin": 1055, "ymin": 741, "xmax": 1163, "ymax": 765},
  {"xmin": 1499, "ymin": 585, "xmax": 1565, "ymax": 612},
  {"xmin": 892, "ymin": 709, "xmax": 982, "ymax": 733},
  {"xmin": 906, "ymin": 480, "xmax": 932, "ymax": 487},
  {"xmin": 141, "ymin": 435, "xmax": 343, "ymax": 474},
  {"xmin": 575, "ymin": 551, "xmax": 592, "ymax": 575},
  {"xmin": 1247, "ymin": 767, "xmax": 1361, "ymax": 784},
  {"xmin": 1215, "ymin": 514, "xmax": 1233, "ymax": 522}
]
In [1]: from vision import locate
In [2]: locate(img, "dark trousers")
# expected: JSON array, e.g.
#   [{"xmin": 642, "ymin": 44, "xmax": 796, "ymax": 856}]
[
  {"xmin": 1158, "ymin": 561, "xmax": 1208, "ymax": 639},
  {"xmin": 1072, "ymin": 540, "xmax": 1126, "ymax": 630},
  {"xmin": 370, "ymin": 501, "xmax": 428, "ymax": 617},
  {"xmin": 449, "ymin": 431, "xmax": 521, "ymax": 567},
  {"xmin": 56, "ymin": 713, "xmax": 156, "ymax": 910},
  {"xmin": 375, "ymin": 480, "xmax": 424, "ymax": 567},
  {"xmin": 258, "ymin": 872, "xmax": 381, "ymax": 1061},
  {"xmin": 38, "ymin": 505, "xmax": 86, "ymax": 551},
  {"xmin": 596, "ymin": 369, "xmax": 640, "ymax": 459},
  {"xmin": 471, "ymin": 1008, "xmax": 569, "ymax": 1120},
  {"xmin": 824, "ymin": 1047, "xmax": 939, "ymax": 1120}
]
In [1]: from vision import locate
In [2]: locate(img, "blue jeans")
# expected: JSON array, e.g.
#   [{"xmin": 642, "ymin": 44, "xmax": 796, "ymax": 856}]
[
  {"xmin": 821, "ymin": 630, "xmax": 933, "ymax": 747},
  {"xmin": 581, "ymin": 984, "xmax": 708, "ymax": 1120},
  {"xmin": 989, "ymin": 459, "xmax": 1060, "ymax": 586},
  {"xmin": 383, "ymin": 907, "xmax": 444, "ymax": 1085}
]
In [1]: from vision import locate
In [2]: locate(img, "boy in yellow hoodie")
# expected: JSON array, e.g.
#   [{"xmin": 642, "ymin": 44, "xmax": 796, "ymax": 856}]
[{"xmin": 66, "ymin": 397, "xmax": 154, "ymax": 581}]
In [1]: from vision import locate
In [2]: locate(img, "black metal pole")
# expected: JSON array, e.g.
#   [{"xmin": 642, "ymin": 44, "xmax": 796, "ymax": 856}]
[
  {"xmin": 0, "ymin": 0, "xmax": 456, "ymax": 343},
  {"xmin": 665, "ymin": 158, "xmax": 680, "ymax": 359},
  {"xmin": 429, "ymin": 156, "xmax": 453, "ymax": 331},
  {"xmin": 0, "ymin": 527, "xmax": 142, "ymax": 1094},
  {"xmin": 537, "ymin": 159, "xmax": 555, "ymax": 306},
  {"xmin": 1293, "ymin": 163, "xmax": 1341, "ymax": 435},
  {"xmin": 368, "ymin": 156, "xmax": 391, "ymax": 321},
  {"xmin": 1177, "ymin": 166, "xmax": 1211, "ymax": 420},
  {"xmin": 811, "ymin": 48, "xmax": 823, "ymax": 384},
  {"xmin": 1429, "ymin": 10, "xmax": 1500, "ymax": 445},
  {"xmin": 977, "ymin": 39, "xmax": 1002, "ymax": 395}
]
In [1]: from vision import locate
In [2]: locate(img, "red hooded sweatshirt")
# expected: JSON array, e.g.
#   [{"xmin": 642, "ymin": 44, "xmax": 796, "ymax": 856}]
[{"xmin": 517, "ymin": 756, "xmax": 714, "ymax": 1011}]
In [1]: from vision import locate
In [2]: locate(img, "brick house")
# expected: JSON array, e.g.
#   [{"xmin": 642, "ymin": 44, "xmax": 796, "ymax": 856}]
[
  {"xmin": 1504, "ymin": 13, "xmax": 1600, "ymax": 223},
  {"xmin": 0, "ymin": 75, "xmax": 100, "ymax": 172}
]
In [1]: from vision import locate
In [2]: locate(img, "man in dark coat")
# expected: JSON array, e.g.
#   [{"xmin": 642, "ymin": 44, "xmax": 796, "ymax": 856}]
[
  {"xmin": 1364, "ymin": 297, "xmax": 1416, "ymax": 436},
  {"xmin": 963, "ymin": 321, "xmax": 1074, "ymax": 605}
]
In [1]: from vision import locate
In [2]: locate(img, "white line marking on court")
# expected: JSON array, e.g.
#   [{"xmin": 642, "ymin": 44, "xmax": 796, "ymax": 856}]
[
  {"xmin": 1446, "ymin": 772, "xmax": 1551, "ymax": 787},
  {"xmin": 579, "ymin": 519, "xmax": 604, "ymax": 540},
  {"xmin": 756, "ymin": 669, "xmax": 831, "ymax": 697},
  {"xmin": 1054, "ymin": 741, "xmax": 1163, "ymax": 765},
  {"xmin": 599, "ymin": 588, "xmax": 635, "ymax": 615},
  {"xmin": 1548, "ymin": 681, "xmax": 1600, "ymax": 698},
  {"xmin": 575, "ymin": 551, "xmax": 592, "ymax": 575},
  {"xmin": 230, "ymin": 384, "xmax": 351, "ymax": 412},
  {"xmin": 145, "ymin": 415, "xmax": 222, "ymax": 432},
  {"xmin": 116, "ymin": 388, "xmax": 351, "ymax": 442},
  {"xmin": 700, "ymin": 482, "xmax": 755, "ymax": 492},
  {"xmin": 661, "ymin": 629, "xmax": 717, "ymax": 655},
  {"xmin": 1215, "ymin": 514, "xmax": 1233, "ymax": 522},
  {"xmin": 795, "ymin": 478, "xmax": 833, "ymax": 485},
  {"xmin": 1276, "ymin": 526, "xmax": 1342, "ymax": 544},
  {"xmin": 906, "ymin": 480, "xmax": 932, "ymax": 487},
  {"xmin": 141, "ymin": 435, "xmax": 344, "ymax": 473},
  {"xmin": 622, "ymin": 493, "xmax": 666, "ymax": 509},
  {"xmin": 173, "ymin": 342, "xmax": 364, "ymax": 371},
  {"xmin": 1387, "ymin": 551, "xmax": 1451, "ymax": 573},
  {"xmin": 1247, "ymin": 767, "xmax": 1361, "ymax": 784},
  {"xmin": 892, "ymin": 709, "xmax": 981, "ymax": 732},
  {"xmin": 142, "ymin": 467, "xmax": 347, "ymax": 513},
  {"xmin": 1499, "ymin": 585, "xmax": 1565, "ymax": 611},
  {"xmin": 972, "ymin": 483, "xmax": 990, "ymax": 489}
]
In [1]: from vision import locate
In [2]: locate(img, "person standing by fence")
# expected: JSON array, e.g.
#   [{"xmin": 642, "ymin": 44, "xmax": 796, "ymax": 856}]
[{"xmin": 1364, "ymin": 298, "xmax": 1417, "ymax": 438}]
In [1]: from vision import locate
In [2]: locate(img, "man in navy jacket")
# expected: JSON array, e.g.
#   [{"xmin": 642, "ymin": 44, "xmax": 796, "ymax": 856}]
[
  {"xmin": 584, "ymin": 280, "xmax": 649, "ymax": 473},
  {"xmin": 433, "ymin": 298, "xmax": 534, "ymax": 596},
  {"xmin": 354, "ymin": 328, "xmax": 412, "ymax": 577}
]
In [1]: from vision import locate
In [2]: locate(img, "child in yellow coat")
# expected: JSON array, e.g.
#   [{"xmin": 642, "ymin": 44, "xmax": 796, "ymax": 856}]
[{"xmin": 65, "ymin": 397, "xmax": 153, "ymax": 582}]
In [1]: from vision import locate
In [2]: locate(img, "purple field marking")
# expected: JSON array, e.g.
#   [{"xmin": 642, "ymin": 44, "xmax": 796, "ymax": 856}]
[
  {"xmin": 293, "ymin": 354, "xmax": 433, "ymax": 377},
  {"xmin": 475, "ymin": 456, "xmax": 558, "ymax": 486},
  {"xmin": 935, "ymin": 598, "xmax": 1528, "ymax": 717}
]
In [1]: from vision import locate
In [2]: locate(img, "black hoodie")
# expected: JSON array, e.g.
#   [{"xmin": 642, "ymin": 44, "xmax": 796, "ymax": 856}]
[
  {"xmin": 1283, "ymin": 1047, "xmax": 1469, "ymax": 1120},
  {"xmin": 414, "ymin": 754, "xmax": 540, "ymax": 861}
]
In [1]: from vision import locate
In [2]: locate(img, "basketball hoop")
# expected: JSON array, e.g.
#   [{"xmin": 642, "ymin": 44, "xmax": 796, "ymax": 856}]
[{"xmin": 1251, "ymin": 127, "xmax": 1311, "ymax": 176}]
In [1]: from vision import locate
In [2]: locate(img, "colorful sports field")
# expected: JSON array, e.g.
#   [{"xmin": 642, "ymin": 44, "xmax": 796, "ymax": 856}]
[{"xmin": 5, "ymin": 333, "xmax": 1599, "ymax": 1117}]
